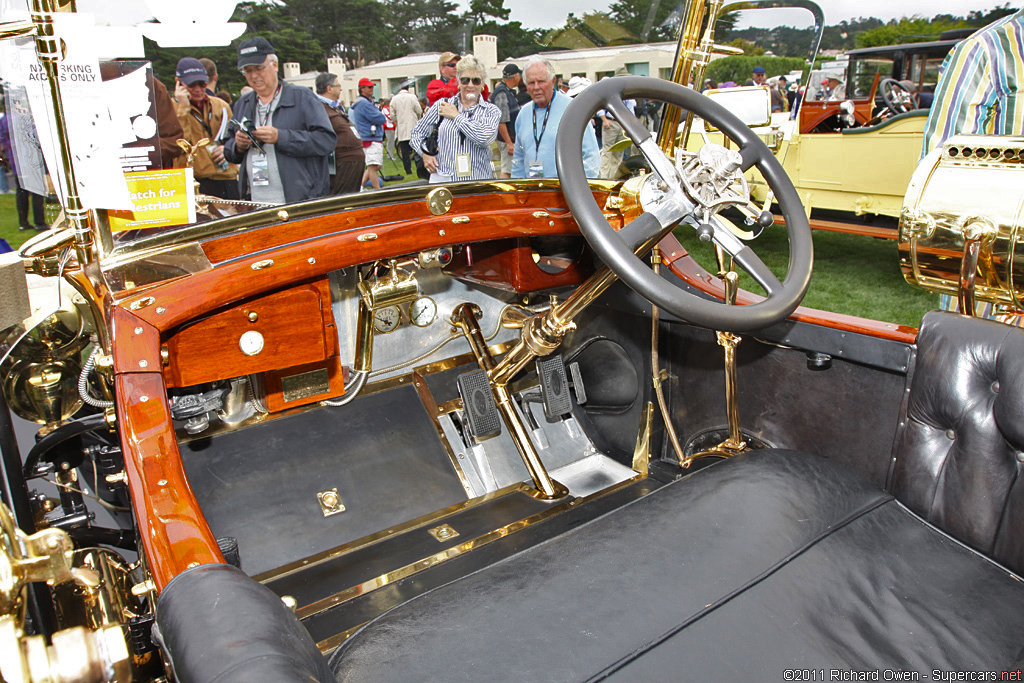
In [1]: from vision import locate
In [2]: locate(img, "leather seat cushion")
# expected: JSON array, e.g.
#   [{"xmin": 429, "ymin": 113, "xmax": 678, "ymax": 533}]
[
  {"xmin": 331, "ymin": 450, "xmax": 1024, "ymax": 680},
  {"xmin": 891, "ymin": 311, "xmax": 1024, "ymax": 573}
]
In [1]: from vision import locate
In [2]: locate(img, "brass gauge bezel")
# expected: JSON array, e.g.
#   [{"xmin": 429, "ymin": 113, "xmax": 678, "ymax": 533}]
[
  {"xmin": 372, "ymin": 305, "xmax": 402, "ymax": 334},
  {"xmin": 409, "ymin": 297, "xmax": 437, "ymax": 327}
]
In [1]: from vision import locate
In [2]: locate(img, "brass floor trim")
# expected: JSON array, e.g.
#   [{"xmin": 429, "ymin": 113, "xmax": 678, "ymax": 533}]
[
  {"xmin": 294, "ymin": 474, "xmax": 644, "ymax": 622},
  {"xmin": 317, "ymin": 624, "xmax": 364, "ymax": 655},
  {"xmin": 412, "ymin": 370, "xmax": 474, "ymax": 496},
  {"xmin": 253, "ymin": 481, "xmax": 536, "ymax": 584}
]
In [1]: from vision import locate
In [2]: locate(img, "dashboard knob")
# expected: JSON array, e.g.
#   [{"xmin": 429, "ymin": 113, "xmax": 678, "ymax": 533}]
[{"xmin": 239, "ymin": 330, "xmax": 265, "ymax": 356}]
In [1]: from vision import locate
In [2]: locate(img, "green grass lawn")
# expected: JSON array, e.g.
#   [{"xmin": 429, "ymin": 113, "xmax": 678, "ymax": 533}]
[
  {"xmin": 1, "ymin": 183, "xmax": 934, "ymax": 329},
  {"xmin": 0, "ymin": 194, "xmax": 34, "ymax": 252},
  {"xmin": 679, "ymin": 223, "xmax": 935, "ymax": 329}
]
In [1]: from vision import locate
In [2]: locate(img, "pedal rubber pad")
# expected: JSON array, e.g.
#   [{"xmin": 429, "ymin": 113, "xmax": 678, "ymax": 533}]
[
  {"xmin": 537, "ymin": 355, "xmax": 572, "ymax": 419},
  {"xmin": 457, "ymin": 369, "xmax": 501, "ymax": 441}
]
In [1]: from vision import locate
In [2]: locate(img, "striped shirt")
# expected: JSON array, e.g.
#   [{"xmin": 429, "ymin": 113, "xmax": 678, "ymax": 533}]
[
  {"xmin": 921, "ymin": 10, "xmax": 1024, "ymax": 324},
  {"xmin": 410, "ymin": 95, "xmax": 500, "ymax": 181},
  {"xmin": 922, "ymin": 10, "xmax": 1024, "ymax": 158}
]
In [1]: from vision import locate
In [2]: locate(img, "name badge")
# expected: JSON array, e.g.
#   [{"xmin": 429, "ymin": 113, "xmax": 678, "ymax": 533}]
[
  {"xmin": 528, "ymin": 160, "xmax": 544, "ymax": 179},
  {"xmin": 455, "ymin": 153, "xmax": 472, "ymax": 179},
  {"xmin": 251, "ymin": 153, "xmax": 270, "ymax": 186}
]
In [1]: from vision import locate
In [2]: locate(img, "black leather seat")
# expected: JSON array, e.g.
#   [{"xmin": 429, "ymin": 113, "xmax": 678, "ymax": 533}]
[
  {"xmin": 890, "ymin": 311, "xmax": 1024, "ymax": 575},
  {"xmin": 331, "ymin": 450, "xmax": 1024, "ymax": 680},
  {"xmin": 331, "ymin": 313, "xmax": 1024, "ymax": 680}
]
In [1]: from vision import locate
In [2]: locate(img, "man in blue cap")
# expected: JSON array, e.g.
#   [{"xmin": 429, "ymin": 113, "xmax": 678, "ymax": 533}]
[
  {"xmin": 746, "ymin": 65, "xmax": 767, "ymax": 86},
  {"xmin": 173, "ymin": 57, "xmax": 238, "ymax": 199}
]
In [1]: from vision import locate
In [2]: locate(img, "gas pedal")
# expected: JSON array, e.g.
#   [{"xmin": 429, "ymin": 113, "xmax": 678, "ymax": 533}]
[{"xmin": 536, "ymin": 355, "xmax": 572, "ymax": 419}]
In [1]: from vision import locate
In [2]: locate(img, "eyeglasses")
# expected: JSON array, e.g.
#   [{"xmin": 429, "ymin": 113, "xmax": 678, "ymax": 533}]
[
  {"xmin": 187, "ymin": 81, "xmax": 208, "ymax": 88},
  {"xmin": 443, "ymin": 62, "xmax": 458, "ymax": 68},
  {"xmin": 239, "ymin": 63, "xmax": 272, "ymax": 77},
  {"xmin": 460, "ymin": 77, "xmax": 482, "ymax": 85}
]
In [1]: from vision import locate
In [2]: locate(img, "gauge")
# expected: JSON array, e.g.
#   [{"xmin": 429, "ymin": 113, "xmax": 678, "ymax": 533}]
[
  {"xmin": 238, "ymin": 330, "xmax": 265, "ymax": 356},
  {"xmin": 409, "ymin": 297, "xmax": 437, "ymax": 327},
  {"xmin": 373, "ymin": 306, "xmax": 401, "ymax": 334}
]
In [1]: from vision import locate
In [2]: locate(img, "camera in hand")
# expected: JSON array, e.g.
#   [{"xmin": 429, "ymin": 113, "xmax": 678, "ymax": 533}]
[{"xmin": 232, "ymin": 116, "xmax": 265, "ymax": 154}]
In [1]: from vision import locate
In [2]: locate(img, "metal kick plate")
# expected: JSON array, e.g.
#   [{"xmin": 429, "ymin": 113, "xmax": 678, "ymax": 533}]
[
  {"xmin": 427, "ymin": 523, "xmax": 460, "ymax": 542},
  {"xmin": 317, "ymin": 488, "xmax": 346, "ymax": 517}
]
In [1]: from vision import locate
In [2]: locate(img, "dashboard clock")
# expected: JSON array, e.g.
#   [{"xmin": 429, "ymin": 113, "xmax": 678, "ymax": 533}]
[
  {"xmin": 409, "ymin": 297, "xmax": 437, "ymax": 327},
  {"xmin": 373, "ymin": 306, "xmax": 401, "ymax": 334}
]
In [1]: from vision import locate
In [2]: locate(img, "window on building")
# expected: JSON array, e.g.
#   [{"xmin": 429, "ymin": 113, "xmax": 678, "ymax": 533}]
[{"xmin": 625, "ymin": 62, "xmax": 649, "ymax": 77}]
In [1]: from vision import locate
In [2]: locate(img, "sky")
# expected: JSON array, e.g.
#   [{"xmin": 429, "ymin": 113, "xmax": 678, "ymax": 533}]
[
  {"xmin": 504, "ymin": 0, "xmax": 1014, "ymax": 30},
  {"xmin": 75, "ymin": 0, "xmax": 1016, "ymax": 32}
]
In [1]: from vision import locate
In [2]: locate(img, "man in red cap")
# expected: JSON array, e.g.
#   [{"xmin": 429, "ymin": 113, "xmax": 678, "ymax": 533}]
[
  {"xmin": 427, "ymin": 52, "xmax": 461, "ymax": 105},
  {"xmin": 350, "ymin": 77, "xmax": 387, "ymax": 190}
]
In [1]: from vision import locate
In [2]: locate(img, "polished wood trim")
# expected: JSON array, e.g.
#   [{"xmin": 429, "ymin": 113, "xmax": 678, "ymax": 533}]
[
  {"xmin": 112, "ymin": 308, "xmax": 224, "ymax": 590},
  {"xmin": 446, "ymin": 237, "xmax": 594, "ymax": 293},
  {"xmin": 118, "ymin": 197, "xmax": 598, "ymax": 334},
  {"xmin": 657, "ymin": 234, "xmax": 920, "ymax": 343},
  {"xmin": 199, "ymin": 190, "xmax": 582, "ymax": 265},
  {"xmin": 164, "ymin": 281, "xmax": 332, "ymax": 388}
]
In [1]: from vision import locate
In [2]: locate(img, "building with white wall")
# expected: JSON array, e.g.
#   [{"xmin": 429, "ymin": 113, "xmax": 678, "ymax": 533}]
[{"xmin": 283, "ymin": 35, "xmax": 678, "ymax": 106}]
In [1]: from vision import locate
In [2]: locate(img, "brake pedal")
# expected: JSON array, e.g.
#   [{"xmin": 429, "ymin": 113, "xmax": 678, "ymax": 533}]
[
  {"xmin": 536, "ymin": 355, "xmax": 572, "ymax": 419},
  {"xmin": 457, "ymin": 369, "xmax": 501, "ymax": 441}
]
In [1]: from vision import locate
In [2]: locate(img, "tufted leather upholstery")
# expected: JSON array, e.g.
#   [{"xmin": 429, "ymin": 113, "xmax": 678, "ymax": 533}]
[
  {"xmin": 332, "ymin": 450, "xmax": 1024, "ymax": 680},
  {"xmin": 890, "ymin": 310, "xmax": 1024, "ymax": 574}
]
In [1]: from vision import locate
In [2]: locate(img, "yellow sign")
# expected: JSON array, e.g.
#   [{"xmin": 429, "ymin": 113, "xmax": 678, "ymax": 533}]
[{"xmin": 107, "ymin": 169, "xmax": 196, "ymax": 232}]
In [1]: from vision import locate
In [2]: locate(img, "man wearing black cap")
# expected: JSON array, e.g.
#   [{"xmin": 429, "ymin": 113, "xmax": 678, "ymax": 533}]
[
  {"xmin": 223, "ymin": 36, "xmax": 336, "ymax": 204},
  {"xmin": 173, "ymin": 57, "xmax": 239, "ymax": 199},
  {"xmin": 492, "ymin": 63, "xmax": 522, "ymax": 178}
]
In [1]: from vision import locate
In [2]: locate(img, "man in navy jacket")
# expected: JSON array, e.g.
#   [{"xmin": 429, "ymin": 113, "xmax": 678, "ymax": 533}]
[{"xmin": 223, "ymin": 37, "xmax": 336, "ymax": 203}]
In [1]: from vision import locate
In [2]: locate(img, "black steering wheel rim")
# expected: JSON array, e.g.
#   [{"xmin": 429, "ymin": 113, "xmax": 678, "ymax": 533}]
[
  {"xmin": 555, "ymin": 76, "xmax": 812, "ymax": 333},
  {"xmin": 880, "ymin": 78, "xmax": 916, "ymax": 114}
]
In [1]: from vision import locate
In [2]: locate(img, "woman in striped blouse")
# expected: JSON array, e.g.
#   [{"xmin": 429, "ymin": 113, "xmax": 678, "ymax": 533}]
[{"xmin": 412, "ymin": 55, "xmax": 500, "ymax": 183}]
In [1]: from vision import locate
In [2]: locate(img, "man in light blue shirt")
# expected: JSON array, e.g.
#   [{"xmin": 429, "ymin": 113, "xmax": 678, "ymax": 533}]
[{"xmin": 512, "ymin": 57, "xmax": 599, "ymax": 179}]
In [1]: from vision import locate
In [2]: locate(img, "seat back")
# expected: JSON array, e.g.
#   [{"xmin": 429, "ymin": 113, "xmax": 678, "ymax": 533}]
[{"xmin": 890, "ymin": 311, "xmax": 1024, "ymax": 574}]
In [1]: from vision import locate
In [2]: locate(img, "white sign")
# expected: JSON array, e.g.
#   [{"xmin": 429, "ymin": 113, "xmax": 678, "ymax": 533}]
[{"xmin": 1, "ymin": 13, "xmax": 132, "ymax": 210}]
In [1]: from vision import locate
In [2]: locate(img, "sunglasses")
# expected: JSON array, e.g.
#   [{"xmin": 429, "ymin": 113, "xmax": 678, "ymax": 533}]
[
  {"xmin": 460, "ymin": 77, "xmax": 482, "ymax": 85},
  {"xmin": 443, "ymin": 62, "xmax": 458, "ymax": 68}
]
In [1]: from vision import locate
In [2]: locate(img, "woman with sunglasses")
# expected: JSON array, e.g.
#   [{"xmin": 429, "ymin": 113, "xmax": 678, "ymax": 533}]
[{"xmin": 411, "ymin": 55, "xmax": 500, "ymax": 183}]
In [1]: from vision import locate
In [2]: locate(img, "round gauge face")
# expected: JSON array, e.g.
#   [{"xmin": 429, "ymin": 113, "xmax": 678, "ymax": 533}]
[
  {"xmin": 238, "ymin": 330, "xmax": 265, "ymax": 356},
  {"xmin": 409, "ymin": 297, "xmax": 437, "ymax": 327},
  {"xmin": 638, "ymin": 172, "xmax": 669, "ymax": 210},
  {"xmin": 373, "ymin": 306, "xmax": 401, "ymax": 334}
]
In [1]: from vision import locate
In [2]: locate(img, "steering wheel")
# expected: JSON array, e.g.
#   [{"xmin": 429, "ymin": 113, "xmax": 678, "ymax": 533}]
[
  {"xmin": 879, "ymin": 78, "xmax": 917, "ymax": 115},
  {"xmin": 556, "ymin": 76, "xmax": 812, "ymax": 333}
]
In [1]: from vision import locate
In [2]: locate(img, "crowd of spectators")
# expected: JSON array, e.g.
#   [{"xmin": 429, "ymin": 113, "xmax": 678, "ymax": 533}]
[{"xmin": 158, "ymin": 38, "xmax": 659, "ymax": 204}]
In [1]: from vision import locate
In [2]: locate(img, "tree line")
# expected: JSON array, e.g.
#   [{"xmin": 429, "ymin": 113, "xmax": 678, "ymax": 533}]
[{"xmin": 144, "ymin": 0, "xmax": 1020, "ymax": 98}]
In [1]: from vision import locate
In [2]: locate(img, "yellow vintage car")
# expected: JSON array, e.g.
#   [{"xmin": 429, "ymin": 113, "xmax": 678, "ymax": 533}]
[{"xmin": 690, "ymin": 20, "xmax": 966, "ymax": 228}]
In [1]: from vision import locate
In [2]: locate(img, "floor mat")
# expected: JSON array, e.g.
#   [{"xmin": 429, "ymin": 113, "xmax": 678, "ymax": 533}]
[{"xmin": 181, "ymin": 385, "xmax": 468, "ymax": 576}]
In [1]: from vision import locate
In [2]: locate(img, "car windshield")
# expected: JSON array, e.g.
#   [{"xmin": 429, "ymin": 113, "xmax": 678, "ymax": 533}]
[{"xmin": 850, "ymin": 58, "xmax": 893, "ymax": 98}]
